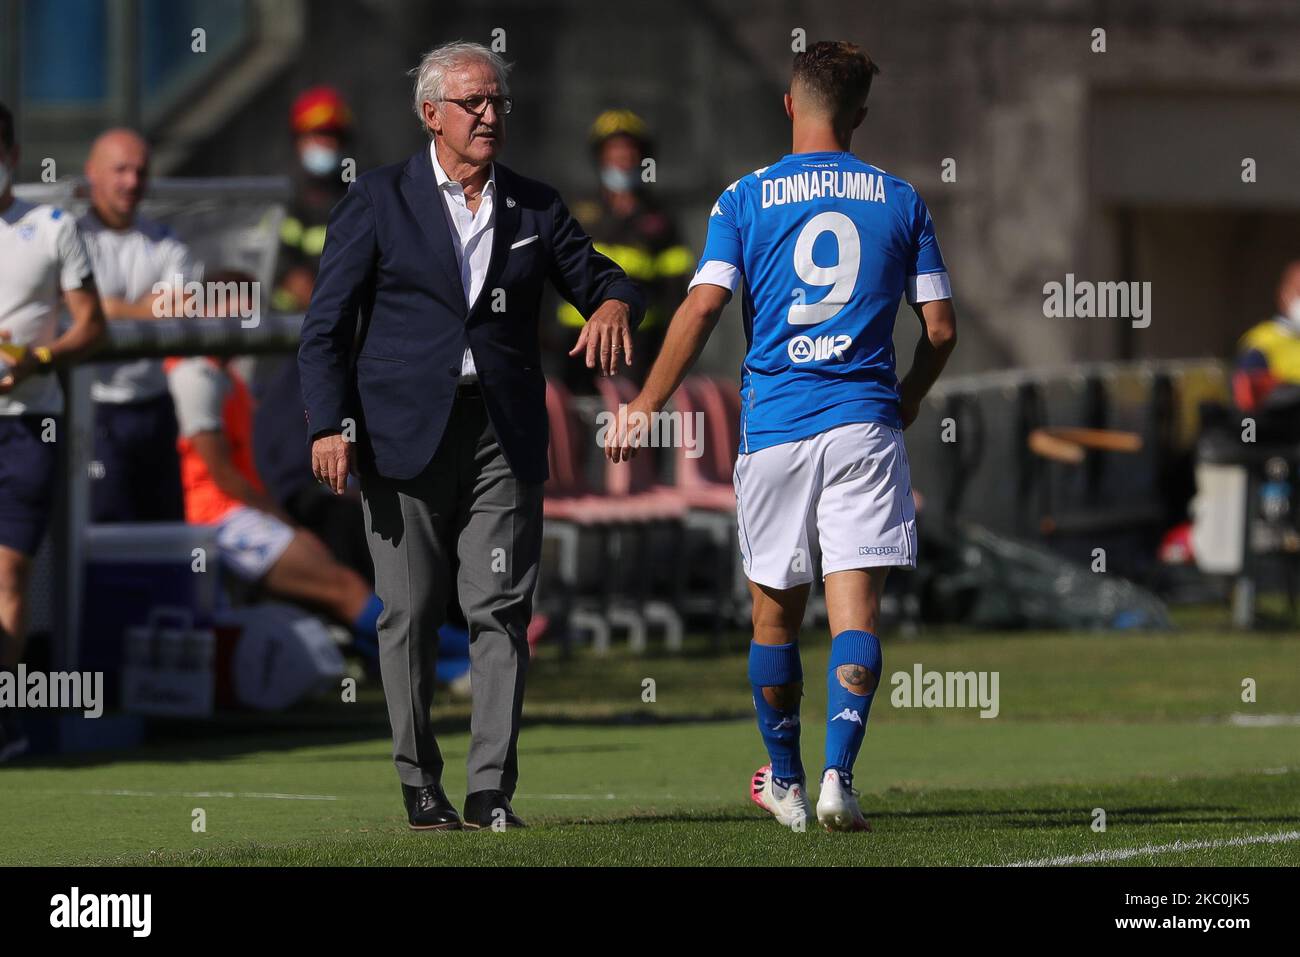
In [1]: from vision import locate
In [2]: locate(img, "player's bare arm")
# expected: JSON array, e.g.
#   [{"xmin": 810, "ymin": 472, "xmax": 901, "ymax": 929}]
[
  {"xmin": 0, "ymin": 281, "xmax": 106, "ymax": 393},
  {"xmin": 100, "ymin": 292, "xmax": 167, "ymax": 320},
  {"xmin": 898, "ymin": 296, "xmax": 957, "ymax": 429},
  {"xmin": 604, "ymin": 282, "xmax": 729, "ymax": 462}
]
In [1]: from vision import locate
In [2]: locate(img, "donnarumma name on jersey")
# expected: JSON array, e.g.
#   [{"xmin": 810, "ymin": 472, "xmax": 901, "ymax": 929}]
[{"xmin": 761, "ymin": 169, "xmax": 888, "ymax": 209}]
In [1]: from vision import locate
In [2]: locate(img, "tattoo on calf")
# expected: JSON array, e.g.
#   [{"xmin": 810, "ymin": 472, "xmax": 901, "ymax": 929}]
[{"xmin": 837, "ymin": 664, "xmax": 876, "ymax": 693}]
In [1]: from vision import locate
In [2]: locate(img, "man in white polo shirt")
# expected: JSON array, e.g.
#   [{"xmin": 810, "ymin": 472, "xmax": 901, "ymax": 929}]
[
  {"xmin": 0, "ymin": 101, "xmax": 107, "ymax": 760},
  {"xmin": 79, "ymin": 128, "xmax": 201, "ymax": 523}
]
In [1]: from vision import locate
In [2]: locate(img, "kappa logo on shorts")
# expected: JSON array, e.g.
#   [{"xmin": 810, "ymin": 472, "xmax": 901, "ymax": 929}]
[
  {"xmin": 831, "ymin": 708, "xmax": 862, "ymax": 725},
  {"xmin": 859, "ymin": 545, "xmax": 901, "ymax": 556}
]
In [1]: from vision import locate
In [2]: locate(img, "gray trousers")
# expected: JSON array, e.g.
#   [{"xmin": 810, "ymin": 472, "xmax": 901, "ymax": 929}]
[{"xmin": 360, "ymin": 391, "xmax": 542, "ymax": 795}]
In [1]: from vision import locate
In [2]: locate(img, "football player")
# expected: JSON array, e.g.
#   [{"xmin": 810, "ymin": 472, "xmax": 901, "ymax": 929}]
[{"xmin": 606, "ymin": 42, "xmax": 957, "ymax": 831}]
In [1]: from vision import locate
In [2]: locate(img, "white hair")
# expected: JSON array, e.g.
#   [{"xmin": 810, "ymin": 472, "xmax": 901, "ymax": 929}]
[{"xmin": 409, "ymin": 41, "xmax": 511, "ymax": 135}]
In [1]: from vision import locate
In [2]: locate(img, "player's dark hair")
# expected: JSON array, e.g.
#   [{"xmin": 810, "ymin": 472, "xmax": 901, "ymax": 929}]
[
  {"xmin": 791, "ymin": 41, "xmax": 880, "ymax": 117},
  {"xmin": 0, "ymin": 101, "xmax": 14, "ymax": 152}
]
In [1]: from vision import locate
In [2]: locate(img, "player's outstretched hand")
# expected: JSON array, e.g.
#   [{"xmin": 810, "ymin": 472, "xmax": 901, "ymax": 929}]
[
  {"xmin": 604, "ymin": 395, "xmax": 654, "ymax": 464},
  {"xmin": 570, "ymin": 299, "xmax": 633, "ymax": 378}
]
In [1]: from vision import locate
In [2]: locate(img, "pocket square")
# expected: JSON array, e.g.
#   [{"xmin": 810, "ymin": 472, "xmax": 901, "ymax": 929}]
[{"xmin": 510, "ymin": 234, "xmax": 539, "ymax": 250}]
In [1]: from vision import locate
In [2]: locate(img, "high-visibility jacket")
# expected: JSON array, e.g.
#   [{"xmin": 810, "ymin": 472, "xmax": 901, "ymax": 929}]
[
  {"xmin": 1238, "ymin": 317, "xmax": 1300, "ymax": 384},
  {"xmin": 556, "ymin": 194, "xmax": 692, "ymax": 330}
]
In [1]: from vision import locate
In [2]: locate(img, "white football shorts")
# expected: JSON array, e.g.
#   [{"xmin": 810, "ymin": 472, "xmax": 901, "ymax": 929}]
[
  {"xmin": 215, "ymin": 506, "xmax": 295, "ymax": 582},
  {"xmin": 733, "ymin": 421, "xmax": 917, "ymax": 589}
]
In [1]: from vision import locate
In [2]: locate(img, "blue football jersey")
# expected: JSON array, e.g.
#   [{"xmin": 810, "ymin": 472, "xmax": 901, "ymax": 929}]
[{"xmin": 689, "ymin": 151, "xmax": 949, "ymax": 453}]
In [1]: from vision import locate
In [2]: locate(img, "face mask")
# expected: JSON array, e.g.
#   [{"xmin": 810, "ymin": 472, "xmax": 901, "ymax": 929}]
[
  {"xmin": 1284, "ymin": 298, "xmax": 1300, "ymax": 332},
  {"xmin": 301, "ymin": 144, "xmax": 340, "ymax": 178},
  {"xmin": 600, "ymin": 165, "xmax": 638, "ymax": 193}
]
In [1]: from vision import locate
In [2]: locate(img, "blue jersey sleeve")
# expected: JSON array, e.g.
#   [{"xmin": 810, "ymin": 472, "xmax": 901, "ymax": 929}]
[
  {"xmin": 689, "ymin": 181, "xmax": 744, "ymax": 294},
  {"xmin": 905, "ymin": 192, "xmax": 951, "ymax": 304}
]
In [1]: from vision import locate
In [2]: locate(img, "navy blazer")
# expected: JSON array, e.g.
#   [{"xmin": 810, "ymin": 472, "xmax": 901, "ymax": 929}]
[{"xmin": 298, "ymin": 149, "xmax": 645, "ymax": 483}]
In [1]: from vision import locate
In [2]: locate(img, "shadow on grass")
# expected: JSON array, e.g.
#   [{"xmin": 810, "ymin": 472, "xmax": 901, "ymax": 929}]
[
  {"xmin": 5, "ymin": 702, "xmax": 748, "ymax": 771},
  {"xmin": 548, "ymin": 804, "xmax": 1300, "ymax": 830}
]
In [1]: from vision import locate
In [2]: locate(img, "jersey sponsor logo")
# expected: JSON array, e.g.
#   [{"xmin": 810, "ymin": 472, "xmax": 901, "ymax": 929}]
[
  {"xmin": 831, "ymin": 708, "xmax": 863, "ymax": 725},
  {"xmin": 761, "ymin": 170, "xmax": 887, "ymax": 209},
  {"xmin": 788, "ymin": 334, "xmax": 851, "ymax": 363}
]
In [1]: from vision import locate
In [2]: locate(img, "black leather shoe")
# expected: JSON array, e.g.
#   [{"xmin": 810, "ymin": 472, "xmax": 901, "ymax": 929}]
[
  {"xmin": 463, "ymin": 789, "xmax": 526, "ymax": 830},
  {"xmin": 401, "ymin": 782, "xmax": 462, "ymax": 830}
]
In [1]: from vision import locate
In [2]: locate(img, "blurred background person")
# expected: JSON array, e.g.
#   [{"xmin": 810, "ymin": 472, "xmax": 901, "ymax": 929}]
[
  {"xmin": 0, "ymin": 100, "xmax": 106, "ymax": 760},
  {"xmin": 252, "ymin": 336, "xmax": 374, "ymax": 583},
  {"xmin": 254, "ymin": 85, "xmax": 372, "ymax": 571},
  {"xmin": 547, "ymin": 109, "xmax": 692, "ymax": 391},
  {"xmin": 80, "ymin": 128, "xmax": 197, "ymax": 523},
  {"xmin": 271, "ymin": 86, "xmax": 354, "ymax": 314},
  {"xmin": 1234, "ymin": 259, "xmax": 1300, "ymax": 415},
  {"xmin": 163, "ymin": 270, "xmax": 383, "ymax": 664}
]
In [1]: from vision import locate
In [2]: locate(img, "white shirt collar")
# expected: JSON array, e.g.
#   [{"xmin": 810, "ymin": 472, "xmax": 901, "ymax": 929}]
[{"xmin": 429, "ymin": 140, "xmax": 495, "ymax": 196}]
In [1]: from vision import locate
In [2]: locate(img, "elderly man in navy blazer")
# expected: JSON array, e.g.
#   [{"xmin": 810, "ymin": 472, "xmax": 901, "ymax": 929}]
[{"xmin": 299, "ymin": 41, "xmax": 644, "ymax": 831}]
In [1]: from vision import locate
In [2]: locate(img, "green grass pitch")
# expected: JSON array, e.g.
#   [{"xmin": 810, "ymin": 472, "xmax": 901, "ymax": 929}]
[{"xmin": 2, "ymin": 625, "xmax": 1298, "ymax": 866}]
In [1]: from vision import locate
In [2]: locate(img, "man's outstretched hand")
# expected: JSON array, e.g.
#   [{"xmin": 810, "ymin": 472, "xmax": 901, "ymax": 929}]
[
  {"xmin": 569, "ymin": 299, "xmax": 633, "ymax": 378},
  {"xmin": 311, "ymin": 432, "xmax": 354, "ymax": 495}
]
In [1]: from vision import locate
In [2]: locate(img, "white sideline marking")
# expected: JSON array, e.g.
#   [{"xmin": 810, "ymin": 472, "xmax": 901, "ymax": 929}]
[
  {"xmin": 1003, "ymin": 829, "xmax": 1300, "ymax": 867},
  {"xmin": 81, "ymin": 788, "xmax": 338, "ymax": 801},
  {"xmin": 1227, "ymin": 713, "xmax": 1300, "ymax": 727}
]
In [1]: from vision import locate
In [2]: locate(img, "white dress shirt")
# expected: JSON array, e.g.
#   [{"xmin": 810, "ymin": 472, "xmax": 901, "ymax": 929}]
[{"xmin": 430, "ymin": 141, "xmax": 496, "ymax": 381}]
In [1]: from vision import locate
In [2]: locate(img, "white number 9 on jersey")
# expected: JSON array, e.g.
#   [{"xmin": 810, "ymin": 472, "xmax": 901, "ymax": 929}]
[{"xmin": 787, "ymin": 211, "xmax": 860, "ymax": 326}]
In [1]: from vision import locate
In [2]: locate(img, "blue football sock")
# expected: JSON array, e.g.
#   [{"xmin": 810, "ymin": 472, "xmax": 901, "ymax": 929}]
[
  {"xmin": 824, "ymin": 629, "xmax": 883, "ymax": 784},
  {"xmin": 434, "ymin": 623, "xmax": 471, "ymax": 683},
  {"xmin": 436, "ymin": 622, "xmax": 470, "ymax": 659},
  {"xmin": 351, "ymin": 593, "xmax": 384, "ymax": 659},
  {"xmin": 749, "ymin": 641, "xmax": 804, "ymax": 787}
]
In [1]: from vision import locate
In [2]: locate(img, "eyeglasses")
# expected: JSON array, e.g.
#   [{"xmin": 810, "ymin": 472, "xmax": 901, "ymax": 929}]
[{"xmin": 438, "ymin": 95, "xmax": 513, "ymax": 117}]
